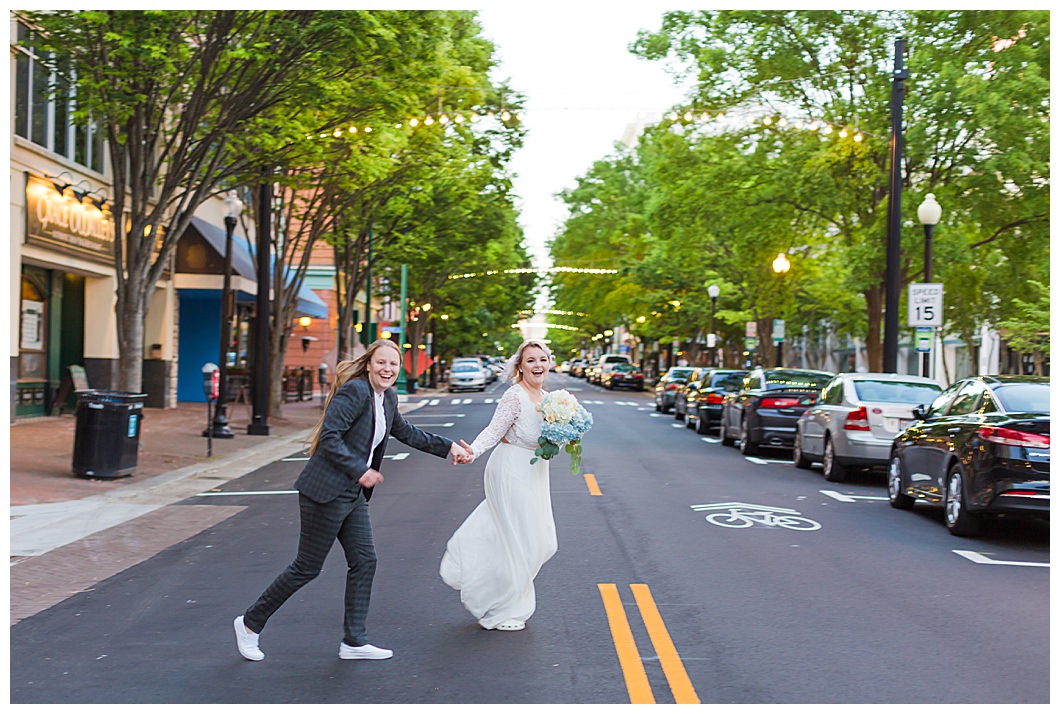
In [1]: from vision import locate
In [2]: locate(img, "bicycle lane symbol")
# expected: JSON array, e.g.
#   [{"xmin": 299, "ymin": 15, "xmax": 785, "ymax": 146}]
[{"xmin": 690, "ymin": 502, "xmax": 822, "ymax": 531}]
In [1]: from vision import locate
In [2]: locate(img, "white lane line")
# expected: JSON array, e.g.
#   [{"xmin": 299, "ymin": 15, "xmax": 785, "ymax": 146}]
[
  {"xmin": 700, "ymin": 437, "xmax": 720, "ymax": 444},
  {"xmin": 408, "ymin": 413, "xmax": 465, "ymax": 418},
  {"xmin": 744, "ymin": 456, "xmax": 792, "ymax": 465},
  {"xmin": 820, "ymin": 490, "xmax": 889, "ymax": 503},
  {"xmin": 953, "ymin": 550, "xmax": 1049, "ymax": 568},
  {"xmin": 671, "ymin": 423, "xmax": 685, "ymax": 428},
  {"xmin": 409, "ymin": 422, "xmax": 454, "ymax": 428},
  {"xmin": 196, "ymin": 490, "xmax": 298, "ymax": 497},
  {"xmin": 282, "ymin": 456, "xmax": 309, "ymax": 461},
  {"xmin": 429, "ymin": 399, "xmax": 440, "ymax": 405},
  {"xmin": 384, "ymin": 453, "xmax": 409, "ymax": 461}
]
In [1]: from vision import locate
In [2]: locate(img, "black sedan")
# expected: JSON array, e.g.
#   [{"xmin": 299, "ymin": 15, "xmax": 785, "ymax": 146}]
[
  {"xmin": 887, "ymin": 375, "xmax": 1050, "ymax": 537},
  {"xmin": 602, "ymin": 362, "xmax": 644, "ymax": 391},
  {"xmin": 719, "ymin": 368, "xmax": 833, "ymax": 455},
  {"xmin": 683, "ymin": 369, "xmax": 749, "ymax": 434}
]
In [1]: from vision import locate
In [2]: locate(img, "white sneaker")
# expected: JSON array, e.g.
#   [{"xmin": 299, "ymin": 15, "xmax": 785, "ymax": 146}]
[
  {"xmin": 339, "ymin": 642, "xmax": 393, "ymax": 660},
  {"xmin": 233, "ymin": 616, "xmax": 264, "ymax": 661}
]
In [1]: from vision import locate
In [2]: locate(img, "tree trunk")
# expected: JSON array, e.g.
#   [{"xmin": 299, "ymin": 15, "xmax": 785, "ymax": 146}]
[
  {"xmin": 117, "ymin": 301, "xmax": 146, "ymax": 393},
  {"xmin": 864, "ymin": 285, "xmax": 883, "ymax": 372}
]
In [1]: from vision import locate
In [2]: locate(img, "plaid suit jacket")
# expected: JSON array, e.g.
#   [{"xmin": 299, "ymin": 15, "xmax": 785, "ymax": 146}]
[{"xmin": 294, "ymin": 377, "xmax": 452, "ymax": 503}]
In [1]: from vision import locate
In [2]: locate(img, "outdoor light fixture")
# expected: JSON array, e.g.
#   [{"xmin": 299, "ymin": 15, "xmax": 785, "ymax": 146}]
[
  {"xmin": 917, "ymin": 193, "xmax": 943, "ymax": 378},
  {"xmin": 772, "ymin": 253, "xmax": 791, "ymax": 274},
  {"xmin": 708, "ymin": 284, "xmax": 720, "ymax": 366}
]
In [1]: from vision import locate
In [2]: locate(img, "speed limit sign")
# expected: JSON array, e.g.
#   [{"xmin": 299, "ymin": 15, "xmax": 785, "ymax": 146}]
[{"xmin": 908, "ymin": 283, "xmax": 944, "ymax": 326}]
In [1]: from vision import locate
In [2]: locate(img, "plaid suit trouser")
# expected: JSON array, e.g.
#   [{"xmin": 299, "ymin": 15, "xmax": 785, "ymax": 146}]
[{"xmin": 244, "ymin": 489, "xmax": 377, "ymax": 646}]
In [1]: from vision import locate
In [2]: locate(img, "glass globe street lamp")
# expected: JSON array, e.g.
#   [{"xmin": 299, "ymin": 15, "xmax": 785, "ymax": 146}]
[
  {"xmin": 771, "ymin": 254, "xmax": 790, "ymax": 367},
  {"xmin": 206, "ymin": 191, "xmax": 243, "ymax": 439},
  {"xmin": 917, "ymin": 193, "xmax": 942, "ymax": 378}
]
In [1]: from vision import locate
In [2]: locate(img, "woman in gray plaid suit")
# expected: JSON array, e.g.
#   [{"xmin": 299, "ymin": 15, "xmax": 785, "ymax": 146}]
[{"xmin": 233, "ymin": 339, "xmax": 471, "ymax": 662}]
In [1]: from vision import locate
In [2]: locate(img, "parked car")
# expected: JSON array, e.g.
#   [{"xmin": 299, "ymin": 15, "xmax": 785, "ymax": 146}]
[
  {"xmin": 602, "ymin": 362, "xmax": 645, "ymax": 391},
  {"xmin": 569, "ymin": 358, "xmax": 588, "ymax": 378},
  {"xmin": 464, "ymin": 356, "xmax": 501, "ymax": 383},
  {"xmin": 684, "ymin": 370, "xmax": 750, "ymax": 434},
  {"xmin": 448, "ymin": 361, "xmax": 487, "ymax": 392},
  {"xmin": 792, "ymin": 373, "xmax": 942, "ymax": 481},
  {"xmin": 559, "ymin": 360, "xmax": 571, "ymax": 373},
  {"xmin": 719, "ymin": 368, "xmax": 834, "ymax": 454},
  {"xmin": 590, "ymin": 353, "xmax": 631, "ymax": 385},
  {"xmin": 654, "ymin": 366, "xmax": 698, "ymax": 413},
  {"xmin": 887, "ymin": 375, "xmax": 1050, "ymax": 536},
  {"xmin": 672, "ymin": 368, "xmax": 711, "ymax": 420}
]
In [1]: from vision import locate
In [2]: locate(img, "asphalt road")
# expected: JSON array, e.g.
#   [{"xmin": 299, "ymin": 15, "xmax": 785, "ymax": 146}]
[{"xmin": 10, "ymin": 373, "xmax": 1050, "ymax": 704}]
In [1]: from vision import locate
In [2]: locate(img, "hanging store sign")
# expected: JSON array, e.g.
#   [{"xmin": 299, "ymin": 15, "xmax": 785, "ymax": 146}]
[{"xmin": 24, "ymin": 173, "xmax": 115, "ymax": 264}]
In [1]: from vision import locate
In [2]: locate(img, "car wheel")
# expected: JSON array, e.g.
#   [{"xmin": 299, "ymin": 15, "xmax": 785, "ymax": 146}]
[
  {"xmin": 945, "ymin": 463, "xmax": 982, "ymax": 537},
  {"xmin": 685, "ymin": 412, "xmax": 695, "ymax": 429},
  {"xmin": 720, "ymin": 419, "xmax": 736, "ymax": 447},
  {"xmin": 739, "ymin": 419, "xmax": 759, "ymax": 455},
  {"xmin": 674, "ymin": 405, "xmax": 684, "ymax": 421},
  {"xmin": 822, "ymin": 437, "xmax": 846, "ymax": 482},
  {"xmin": 792, "ymin": 428, "xmax": 812, "ymax": 469},
  {"xmin": 695, "ymin": 411, "xmax": 711, "ymax": 435},
  {"xmin": 655, "ymin": 400, "xmax": 662, "ymax": 413},
  {"xmin": 887, "ymin": 453, "xmax": 915, "ymax": 510}
]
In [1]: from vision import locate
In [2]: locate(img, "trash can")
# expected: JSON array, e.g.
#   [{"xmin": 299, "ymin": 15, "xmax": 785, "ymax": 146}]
[{"xmin": 72, "ymin": 390, "xmax": 147, "ymax": 479}]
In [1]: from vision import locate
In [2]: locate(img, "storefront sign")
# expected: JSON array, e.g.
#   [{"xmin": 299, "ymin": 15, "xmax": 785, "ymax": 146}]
[{"xmin": 25, "ymin": 173, "xmax": 116, "ymax": 264}]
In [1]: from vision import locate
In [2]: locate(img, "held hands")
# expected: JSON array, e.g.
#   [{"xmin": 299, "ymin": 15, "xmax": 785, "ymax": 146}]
[{"xmin": 450, "ymin": 440, "xmax": 474, "ymax": 465}]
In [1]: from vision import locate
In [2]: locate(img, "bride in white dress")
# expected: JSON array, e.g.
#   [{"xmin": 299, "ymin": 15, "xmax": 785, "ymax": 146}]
[{"xmin": 440, "ymin": 340, "xmax": 557, "ymax": 631}]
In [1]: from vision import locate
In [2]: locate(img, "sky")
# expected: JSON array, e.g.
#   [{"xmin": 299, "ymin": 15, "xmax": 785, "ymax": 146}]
[{"xmin": 474, "ymin": 5, "xmax": 693, "ymax": 270}]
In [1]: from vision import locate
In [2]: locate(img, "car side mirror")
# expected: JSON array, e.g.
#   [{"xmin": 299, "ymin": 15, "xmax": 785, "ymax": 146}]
[{"xmin": 912, "ymin": 405, "xmax": 926, "ymax": 420}]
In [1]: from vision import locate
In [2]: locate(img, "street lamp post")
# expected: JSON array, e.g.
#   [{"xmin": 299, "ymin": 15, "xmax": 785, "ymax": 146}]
[
  {"xmin": 917, "ymin": 193, "xmax": 942, "ymax": 379},
  {"xmin": 707, "ymin": 284, "xmax": 720, "ymax": 367},
  {"xmin": 205, "ymin": 191, "xmax": 243, "ymax": 439},
  {"xmin": 248, "ymin": 168, "xmax": 271, "ymax": 436},
  {"xmin": 772, "ymin": 253, "xmax": 790, "ymax": 368}
]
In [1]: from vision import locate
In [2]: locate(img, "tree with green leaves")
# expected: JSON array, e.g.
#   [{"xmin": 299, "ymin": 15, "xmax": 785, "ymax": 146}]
[{"xmin": 630, "ymin": 9, "xmax": 1049, "ymax": 371}]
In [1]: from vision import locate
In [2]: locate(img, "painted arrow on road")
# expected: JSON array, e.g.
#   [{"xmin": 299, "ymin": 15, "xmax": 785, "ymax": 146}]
[{"xmin": 820, "ymin": 490, "xmax": 889, "ymax": 502}]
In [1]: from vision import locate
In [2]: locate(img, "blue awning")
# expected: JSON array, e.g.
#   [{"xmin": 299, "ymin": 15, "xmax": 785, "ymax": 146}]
[{"xmin": 188, "ymin": 216, "xmax": 328, "ymax": 319}]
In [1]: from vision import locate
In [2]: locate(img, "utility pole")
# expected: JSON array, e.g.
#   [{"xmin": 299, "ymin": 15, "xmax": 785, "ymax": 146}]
[{"xmin": 883, "ymin": 37, "xmax": 908, "ymax": 373}]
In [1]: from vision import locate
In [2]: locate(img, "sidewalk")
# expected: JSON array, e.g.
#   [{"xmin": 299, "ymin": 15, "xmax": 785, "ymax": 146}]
[{"xmin": 8, "ymin": 385, "xmax": 444, "ymax": 623}]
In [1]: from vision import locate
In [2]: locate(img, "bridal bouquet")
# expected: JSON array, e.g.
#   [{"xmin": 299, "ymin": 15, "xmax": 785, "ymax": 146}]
[{"xmin": 532, "ymin": 390, "xmax": 593, "ymax": 474}]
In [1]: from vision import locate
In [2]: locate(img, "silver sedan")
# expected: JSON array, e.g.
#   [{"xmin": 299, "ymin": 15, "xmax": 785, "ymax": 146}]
[{"xmin": 793, "ymin": 372, "xmax": 942, "ymax": 482}]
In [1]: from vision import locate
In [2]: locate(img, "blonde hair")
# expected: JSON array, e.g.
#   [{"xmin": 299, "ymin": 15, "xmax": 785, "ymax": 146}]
[
  {"xmin": 504, "ymin": 339, "xmax": 552, "ymax": 384},
  {"xmin": 304, "ymin": 339, "xmax": 402, "ymax": 455}
]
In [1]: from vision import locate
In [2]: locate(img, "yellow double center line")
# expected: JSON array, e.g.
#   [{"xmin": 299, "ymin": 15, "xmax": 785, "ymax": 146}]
[{"xmin": 598, "ymin": 583, "xmax": 700, "ymax": 704}]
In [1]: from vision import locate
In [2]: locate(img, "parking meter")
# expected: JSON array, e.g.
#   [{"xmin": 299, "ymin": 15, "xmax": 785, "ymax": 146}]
[
  {"xmin": 202, "ymin": 362, "xmax": 220, "ymax": 400},
  {"xmin": 202, "ymin": 362, "xmax": 219, "ymax": 456}
]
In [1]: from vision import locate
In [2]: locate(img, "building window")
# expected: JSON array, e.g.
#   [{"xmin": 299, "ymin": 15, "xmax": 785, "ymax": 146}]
[{"xmin": 14, "ymin": 21, "xmax": 104, "ymax": 174}]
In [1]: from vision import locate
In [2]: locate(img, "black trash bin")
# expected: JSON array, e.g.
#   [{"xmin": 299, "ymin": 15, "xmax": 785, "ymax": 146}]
[{"xmin": 72, "ymin": 390, "xmax": 147, "ymax": 479}]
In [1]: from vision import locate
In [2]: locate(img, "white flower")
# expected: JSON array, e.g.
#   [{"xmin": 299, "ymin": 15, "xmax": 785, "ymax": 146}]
[{"xmin": 540, "ymin": 389, "xmax": 577, "ymax": 423}]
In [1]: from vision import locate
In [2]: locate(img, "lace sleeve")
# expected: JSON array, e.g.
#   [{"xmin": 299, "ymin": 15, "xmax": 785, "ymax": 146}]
[{"xmin": 468, "ymin": 387, "xmax": 521, "ymax": 461}]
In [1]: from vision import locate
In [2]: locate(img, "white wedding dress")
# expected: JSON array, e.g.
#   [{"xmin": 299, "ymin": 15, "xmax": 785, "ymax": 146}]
[{"xmin": 440, "ymin": 384, "xmax": 557, "ymax": 629}]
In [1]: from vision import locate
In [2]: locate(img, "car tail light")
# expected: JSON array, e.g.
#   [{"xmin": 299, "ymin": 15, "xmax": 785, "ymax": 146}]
[
  {"xmin": 667, "ymin": 384, "xmax": 678, "ymax": 391},
  {"xmin": 705, "ymin": 393, "xmax": 725, "ymax": 405},
  {"xmin": 978, "ymin": 426, "xmax": 1050, "ymax": 448},
  {"xmin": 843, "ymin": 406, "xmax": 871, "ymax": 431},
  {"xmin": 761, "ymin": 397, "xmax": 800, "ymax": 409}
]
